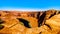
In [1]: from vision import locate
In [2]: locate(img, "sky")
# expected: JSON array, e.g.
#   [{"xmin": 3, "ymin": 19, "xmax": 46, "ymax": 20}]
[{"xmin": 0, "ymin": 0, "xmax": 60, "ymax": 10}]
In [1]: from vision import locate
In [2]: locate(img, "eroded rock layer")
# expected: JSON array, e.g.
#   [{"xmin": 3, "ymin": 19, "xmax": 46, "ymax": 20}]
[{"xmin": 0, "ymin": 10, "xmax": 60, "ymax": 34}]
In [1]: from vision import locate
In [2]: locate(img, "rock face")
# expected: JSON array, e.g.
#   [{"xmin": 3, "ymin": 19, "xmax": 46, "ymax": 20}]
[{"xmin": 0, "ymin": 10, "xmax": 60, "ymax": 34}]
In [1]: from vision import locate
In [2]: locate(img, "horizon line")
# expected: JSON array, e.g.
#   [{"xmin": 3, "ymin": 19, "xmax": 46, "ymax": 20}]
[{"xmin": 0, "ymin": 7, "xmax": 60, "ymax": 11}]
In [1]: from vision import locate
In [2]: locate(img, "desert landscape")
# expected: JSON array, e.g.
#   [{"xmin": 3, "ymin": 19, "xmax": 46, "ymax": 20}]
[{"xmin": 0, "ymin": 9, "xmax": 60, "ymax": 34}]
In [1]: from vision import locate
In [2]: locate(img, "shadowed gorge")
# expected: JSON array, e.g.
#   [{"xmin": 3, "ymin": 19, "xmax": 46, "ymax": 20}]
[{"xmin": 17, "ymin": 18, "xmax": 31, "ymax": 28}]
